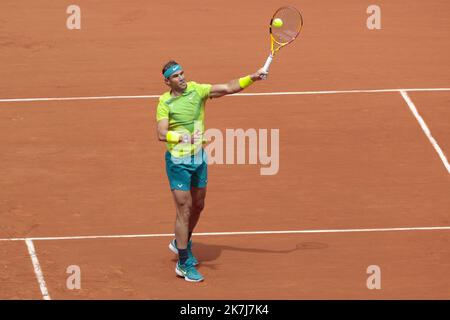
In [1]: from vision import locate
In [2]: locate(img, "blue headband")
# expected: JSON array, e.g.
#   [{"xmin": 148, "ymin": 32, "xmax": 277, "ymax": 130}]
[{"xmin": 164, "ymin": 64, "xmax": 182, "ymax": 79}]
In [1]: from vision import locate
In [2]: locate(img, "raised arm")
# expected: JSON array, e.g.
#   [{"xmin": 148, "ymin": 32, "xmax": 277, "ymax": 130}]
[{"xmin": 208, "ymin": 68, "xmax": 267, "ymax": 99}]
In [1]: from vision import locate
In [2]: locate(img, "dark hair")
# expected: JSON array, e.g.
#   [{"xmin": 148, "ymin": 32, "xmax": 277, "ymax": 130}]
[{"xmin": 162, "ymin": 60, "xmax": 179, "ymax": 76}]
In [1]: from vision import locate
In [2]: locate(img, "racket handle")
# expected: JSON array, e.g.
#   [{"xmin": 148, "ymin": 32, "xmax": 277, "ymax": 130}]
[{"xmin": 261, "ymin": 54, "xmax": 273, "ymax": 79}]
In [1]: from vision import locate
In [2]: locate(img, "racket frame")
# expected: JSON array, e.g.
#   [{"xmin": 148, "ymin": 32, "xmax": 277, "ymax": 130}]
[{"xmin": 261, "ymin": 6, "xmax": 303, "ymax": 77}]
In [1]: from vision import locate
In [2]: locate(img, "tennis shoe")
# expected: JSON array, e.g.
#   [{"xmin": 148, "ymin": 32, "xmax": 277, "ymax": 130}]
[
  {"xmin": 169, "ymin": 239, "xmax": 199, "ymax": 266},
  {"xmin": 175, "ymin": 261, "xmax": 204, "ymax": 282}
]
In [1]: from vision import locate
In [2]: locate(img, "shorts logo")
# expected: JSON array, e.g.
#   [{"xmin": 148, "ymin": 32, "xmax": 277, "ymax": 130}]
[{"xmin": 177, "ymin": 184, "xmax": 183, "ymax": 188}]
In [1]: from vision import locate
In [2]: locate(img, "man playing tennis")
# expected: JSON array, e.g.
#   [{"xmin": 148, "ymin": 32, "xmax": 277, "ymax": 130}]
[{"xmin": 156, "ymin": 60, "xmax": 267, "ymax": 282}]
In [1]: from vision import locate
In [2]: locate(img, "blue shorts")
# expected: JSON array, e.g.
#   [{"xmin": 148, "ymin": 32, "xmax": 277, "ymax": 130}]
[{"xmin": 165, "ymin": 149, "xmax": 208, "ymax": 191}]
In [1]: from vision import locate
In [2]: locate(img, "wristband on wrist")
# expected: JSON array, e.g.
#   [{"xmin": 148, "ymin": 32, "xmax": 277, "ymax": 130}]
[
  {"xmin": 166, "ymin": 131, "xmax": 181, "ymax": 143},
  {"xmin": 239, "ymin": 75, "xmax": 254, "ymax": 89}
]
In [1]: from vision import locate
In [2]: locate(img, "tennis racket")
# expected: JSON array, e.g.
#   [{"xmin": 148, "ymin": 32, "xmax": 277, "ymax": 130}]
[{"xmin": 261, "ymin": 6, "xmax": 303, "ymax": 79}]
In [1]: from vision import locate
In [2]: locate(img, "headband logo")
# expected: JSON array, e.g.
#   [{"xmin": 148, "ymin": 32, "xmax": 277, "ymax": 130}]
[{"xmin": 164, "ymin": 64, "xmax": 182, "ymax": 79}]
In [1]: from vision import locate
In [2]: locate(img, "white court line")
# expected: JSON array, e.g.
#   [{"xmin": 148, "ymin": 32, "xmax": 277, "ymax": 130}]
[
  {"xmin": 1, "ymin": 226, "xmax": 450, "ymax": 242},
  {"xmin": 25, "ymin": 239, "xmax": 51, "ymax": 300},
  {"xmin": 0, "ymin": 87, "xmax": 450, "ymax": 103},
  {"xmin": 400, "ymin": 90, "xmax": 450, "ymax": 174}
]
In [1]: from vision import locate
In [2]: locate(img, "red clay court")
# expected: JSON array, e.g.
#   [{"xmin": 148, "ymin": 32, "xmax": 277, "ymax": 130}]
[{"xmin": 1, "ymin": 1, "xmax": 449, "ymax": 299}]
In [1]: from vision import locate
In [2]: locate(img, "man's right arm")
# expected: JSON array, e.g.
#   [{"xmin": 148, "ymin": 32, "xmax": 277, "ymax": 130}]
[
  {"xmin": 157, "ymin": 120, "xmax": 200, "ymax": 143},
  {"xmin": 157, "ymin": 119, "xmax": 172, "ymax": 142}
]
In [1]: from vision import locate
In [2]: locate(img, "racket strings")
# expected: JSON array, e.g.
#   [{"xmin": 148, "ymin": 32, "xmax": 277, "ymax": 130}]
[{"xmin": 271, "ymin": 7, "xmax": 303, "ymax": 45}]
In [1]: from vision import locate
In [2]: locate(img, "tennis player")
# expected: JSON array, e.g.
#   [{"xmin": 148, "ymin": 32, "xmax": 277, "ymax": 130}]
[{"xmin": 156, "ymin": 60, "xmax": 267, "ymax": 282}]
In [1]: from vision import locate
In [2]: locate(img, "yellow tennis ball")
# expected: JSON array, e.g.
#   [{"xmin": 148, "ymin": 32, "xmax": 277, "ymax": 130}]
[{"xmin": 272, "ymin": 18, "xmax": 283, "ymax": 28}]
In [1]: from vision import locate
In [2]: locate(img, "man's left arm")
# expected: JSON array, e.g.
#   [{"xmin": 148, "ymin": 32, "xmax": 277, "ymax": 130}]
[{"xmin": 208, "ymin": 68, "xmax": 267, "ymax": 99}]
